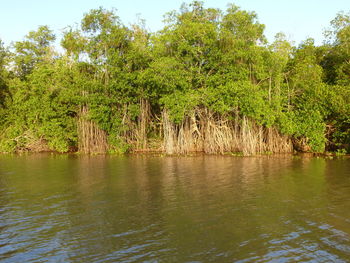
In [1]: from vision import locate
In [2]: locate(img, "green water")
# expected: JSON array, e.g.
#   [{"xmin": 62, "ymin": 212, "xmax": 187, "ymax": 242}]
[{"xmin": 0, "ymin": 154, "xmax": 349, "ymax": 262}]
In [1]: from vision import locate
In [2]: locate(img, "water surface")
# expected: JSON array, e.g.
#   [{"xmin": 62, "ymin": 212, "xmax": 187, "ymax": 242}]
[{"xmin": 0, "ymin": 154, "xmax": 350, "ymax": 262}]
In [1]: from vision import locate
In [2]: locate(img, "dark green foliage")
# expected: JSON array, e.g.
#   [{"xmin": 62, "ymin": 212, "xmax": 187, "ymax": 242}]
[
  {"xmin": 13, "ymin": 26, "xmax": 56, "ymax": 79},
  {"xmin": 0, "ymin": 40, "xmax": 9, "ymax": 110},
  {"xmin": 0, "ymin": 2, "xmax": 349, "ymax": 154}
]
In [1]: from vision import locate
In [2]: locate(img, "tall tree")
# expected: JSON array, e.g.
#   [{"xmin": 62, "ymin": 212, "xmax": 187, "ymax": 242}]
[{"xmin": 13, "ymin": 26, "xmax": 56, "ymax": 78}]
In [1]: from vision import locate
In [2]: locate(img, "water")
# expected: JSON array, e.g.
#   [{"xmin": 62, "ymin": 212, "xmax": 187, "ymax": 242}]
[{"xmin": 0, "ymin": 154, "xmax": 349, "ymax": 262}]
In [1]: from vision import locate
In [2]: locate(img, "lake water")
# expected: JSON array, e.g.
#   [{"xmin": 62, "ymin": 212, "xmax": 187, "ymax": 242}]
[{"xmin": 0, "ymin": 154, "xmax": 349, "ymax": 262}]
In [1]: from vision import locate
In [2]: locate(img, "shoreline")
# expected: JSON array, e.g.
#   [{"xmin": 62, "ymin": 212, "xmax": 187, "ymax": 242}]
[{"xmin": 1, "ymin": 150, "xmax": 349, "ymax": 158}]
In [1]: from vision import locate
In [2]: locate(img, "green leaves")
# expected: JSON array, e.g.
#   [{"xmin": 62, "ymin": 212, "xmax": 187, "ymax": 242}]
[
  {"xmin": 0, "ymin": 2, "xmax": 349, "ymax": 154},
  {"xmin": 13, "ymin": 26, "xmax": 56, "ymax": 78},
  {"xmin": 160, "ymin": 89, "xmax": 200, "ymax": 124},
  {"xmin": 222, "ymin": 4, "xmax": 266, "ymax": 45}
]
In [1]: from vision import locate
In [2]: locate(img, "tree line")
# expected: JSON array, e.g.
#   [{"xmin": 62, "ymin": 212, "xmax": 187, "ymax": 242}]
[{"xmin": 0, "ymin": 1, "xmax": 349, "ymax": 155}]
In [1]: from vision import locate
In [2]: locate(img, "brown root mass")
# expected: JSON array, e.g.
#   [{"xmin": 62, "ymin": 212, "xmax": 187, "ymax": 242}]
[
  {"xmin": 162, "ymin": 108, "xmax": 292, "ymax": 155},
  {"xmin": 77, "ymin": 106, "xmax": 108, "ymax": 154}
]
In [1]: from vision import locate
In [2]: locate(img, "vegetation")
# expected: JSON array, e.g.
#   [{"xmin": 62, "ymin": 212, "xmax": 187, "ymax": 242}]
[{"xmin": 0, "ymin": 2, "xmax": 349, "ymax": 155}]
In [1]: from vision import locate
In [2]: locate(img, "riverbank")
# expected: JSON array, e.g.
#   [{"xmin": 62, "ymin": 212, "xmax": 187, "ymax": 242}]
[
  {"xmin": 0, "ymin": 3, "xmax": 349, "ymax": 159},
  {"xmin": 1, "ymin": 149, "xmax": 349, "ymax": 159}
]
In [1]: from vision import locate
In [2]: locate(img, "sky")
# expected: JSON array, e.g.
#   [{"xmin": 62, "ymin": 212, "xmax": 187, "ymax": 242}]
[{"xmin": 0, "ymin": 0, "xmax": 349, "ymax": 48}]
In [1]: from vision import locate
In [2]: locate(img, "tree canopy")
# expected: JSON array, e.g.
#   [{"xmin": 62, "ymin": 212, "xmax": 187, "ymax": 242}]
[{"xmin": 0, "ymin": 2, "xmax": 349, "ymax": 155}]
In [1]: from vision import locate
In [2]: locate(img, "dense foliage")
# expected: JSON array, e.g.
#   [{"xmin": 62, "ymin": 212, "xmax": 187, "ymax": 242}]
[{"xmin": 0, "ymin": 2, "xmax": 349, "ymax": 154}]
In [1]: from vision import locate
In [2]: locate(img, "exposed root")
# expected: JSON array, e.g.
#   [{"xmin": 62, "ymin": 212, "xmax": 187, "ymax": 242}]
[
  {"xmin": 14, "ymin": 130, "xmax": 50, "ymax": 153},
  {"xmin": 162, "ymin": 108, "xmax": 293, "ymax": 155},
  {"xmin": 78, "ymin": 106, "xmax": 108, "ymax": 154},
  {"xmin": 136, "ymin": 98, "xmax": 151, "ymax": 150}
]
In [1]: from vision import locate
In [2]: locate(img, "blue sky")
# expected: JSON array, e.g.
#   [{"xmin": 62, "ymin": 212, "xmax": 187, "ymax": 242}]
[{"xmin": 0, "ymin": 0, "xmax": 349, "ymax": 47}]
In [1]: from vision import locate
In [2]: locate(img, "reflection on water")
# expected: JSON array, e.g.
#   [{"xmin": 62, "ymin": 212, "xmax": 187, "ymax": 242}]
[{"xmin": 0, "ymin": 154, "xmax": 350, "ymax": 262}]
